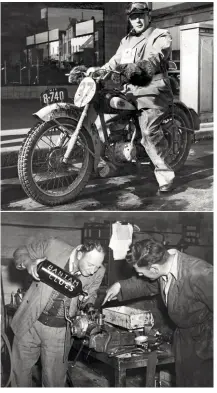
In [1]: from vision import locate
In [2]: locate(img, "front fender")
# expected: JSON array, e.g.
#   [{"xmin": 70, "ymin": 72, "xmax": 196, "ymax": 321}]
[
  {"xmin": 33, "ymin": 102, "xmax": 81, "ymax": 123},
  {"xmin": 34, "ymin": 103, "xmax": 101, "ymax": 171}
]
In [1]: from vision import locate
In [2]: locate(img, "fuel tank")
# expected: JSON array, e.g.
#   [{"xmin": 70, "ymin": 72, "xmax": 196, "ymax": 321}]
[{"xmin": 96, "ymin": 89, "xmax": 136, "ymax": 115}]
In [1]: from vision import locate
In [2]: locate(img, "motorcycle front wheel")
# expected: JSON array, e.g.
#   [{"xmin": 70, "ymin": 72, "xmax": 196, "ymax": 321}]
[
  {"xmin": 162, "ymin": 104, "xmax": 193, "ymax": 172},
  {"xmin": 18, "ymin": 118, "xmax": 94, "ymax": 206}
]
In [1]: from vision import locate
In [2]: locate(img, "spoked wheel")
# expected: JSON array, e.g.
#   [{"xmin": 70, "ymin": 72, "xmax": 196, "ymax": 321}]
[
  {"xmin": 18, "ymin": 118, "xmax": 94, "ymax": 206},
  {"xmin": 162, "ymin": 105, "xmax": 193, "ymax": 172}
]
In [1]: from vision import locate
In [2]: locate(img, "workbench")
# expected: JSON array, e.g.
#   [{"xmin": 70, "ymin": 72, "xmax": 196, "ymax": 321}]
[{"xmin": 69, "ymin": 340, "xmax": 175, "ymax": 387}]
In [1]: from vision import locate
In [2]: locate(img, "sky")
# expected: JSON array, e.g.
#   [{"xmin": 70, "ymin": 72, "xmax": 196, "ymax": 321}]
[{"xmin": 47, "ymin": 7, "xmax": 104, "ymax": 31}]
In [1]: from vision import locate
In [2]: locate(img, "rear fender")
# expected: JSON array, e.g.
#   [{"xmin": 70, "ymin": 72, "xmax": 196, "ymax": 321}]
[
  {"xmin": 188, "ymin": 108, "xmax": 201, "ymax": 131},
  {"xmin": 173, "ymin": 100, "xmax": 200, "ymax": 132},
  {"xmin": 33, "ymin": 103, "xmax": 101, "ymax": 171}
]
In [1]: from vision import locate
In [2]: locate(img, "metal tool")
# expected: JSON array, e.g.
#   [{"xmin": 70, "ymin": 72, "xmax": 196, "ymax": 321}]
[{"xmin": 70, "ymin": 339, "xmax": 88, "ymax": 367}]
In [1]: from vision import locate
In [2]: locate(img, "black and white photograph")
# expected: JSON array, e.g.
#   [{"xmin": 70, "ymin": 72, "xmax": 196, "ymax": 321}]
[
  {"xmin": 1, "ymin": 1, "xmax": 213, "ymax": 211},
  {"xmin": 0, "ymin": 1, "xmax": 214, "ymax": 390},
  {"xmin": 1, "ymin": 212, "xmax": 213, "ymax": 387}
]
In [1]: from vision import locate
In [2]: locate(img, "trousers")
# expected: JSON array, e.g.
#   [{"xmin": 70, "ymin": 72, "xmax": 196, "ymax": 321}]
[
  {"xmin": 11, "ymin": 320, "xmax": 70, "ymax": 387},
  {"xmin": 138, "ymin": 108, "xmax": 175, "ymax": 187},
  {"xmin": 123, "ymin": 78, "xmax": 175, "ymax": 187}
]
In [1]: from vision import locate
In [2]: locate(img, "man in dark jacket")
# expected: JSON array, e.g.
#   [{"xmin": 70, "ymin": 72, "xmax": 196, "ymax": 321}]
[
  {"xmin": 103, "ymin": 238, "xmax": 213, "ymax": 387},
  {"xmin": 11, "ymin": 237, "xmax": 105, "ymax": 387},
  {"xmin": 102, "ymin": 2, "xmax": 175, "ymax": 193}
]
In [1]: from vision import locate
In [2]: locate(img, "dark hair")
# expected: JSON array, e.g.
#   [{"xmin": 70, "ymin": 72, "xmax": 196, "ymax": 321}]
[
  {"xmin": 79, "ymin": 240, "xmax": 105, "ymax": 255},
  {"xmin": 126, "ymin": 238, "xmax": 167, "ymax": 267}
]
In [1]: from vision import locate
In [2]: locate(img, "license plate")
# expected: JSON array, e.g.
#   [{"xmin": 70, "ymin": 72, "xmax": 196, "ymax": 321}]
[{"xmin": 40, "ymin": 88, "xmax": 68, "ymax": 106}]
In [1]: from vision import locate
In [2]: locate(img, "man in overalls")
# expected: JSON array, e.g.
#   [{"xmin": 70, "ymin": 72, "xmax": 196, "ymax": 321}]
[{"xmin": 103, "ymin": 2, "xmax": 175, "ymax": 193}]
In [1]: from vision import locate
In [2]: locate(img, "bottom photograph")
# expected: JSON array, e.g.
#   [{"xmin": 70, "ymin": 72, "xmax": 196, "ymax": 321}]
[{"xmin": 1, "ymin": 212, "xmax": 213, "ymax": 388}]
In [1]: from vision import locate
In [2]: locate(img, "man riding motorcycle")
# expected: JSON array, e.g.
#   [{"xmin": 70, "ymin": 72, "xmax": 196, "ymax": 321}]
[{"xmin": 91, "ymin": 2, "xmax": 175, "ymax": 193}]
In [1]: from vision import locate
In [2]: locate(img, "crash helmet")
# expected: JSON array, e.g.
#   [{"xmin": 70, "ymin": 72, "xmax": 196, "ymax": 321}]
[{"xmin": 126, "ymin": 2, "xmax": 152, "ymax": 17}]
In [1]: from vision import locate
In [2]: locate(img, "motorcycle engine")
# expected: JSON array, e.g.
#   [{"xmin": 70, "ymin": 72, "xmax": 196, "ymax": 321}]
[
  {"xmin": 71, "ymin": 310, "xmax": 104, "ymax": 339},
  {"xmin": 106, "ymin": 142, "xmax": 137, "ymax": 165},
  {"xmin": 106, "ymin": 120, "xmax": 137, "ymax": 165}
]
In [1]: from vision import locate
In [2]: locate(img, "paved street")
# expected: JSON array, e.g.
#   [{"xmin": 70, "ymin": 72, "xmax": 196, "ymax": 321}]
[{"xmin": 1, "ymin": 139, "xmax": 213, "ymax": 211}]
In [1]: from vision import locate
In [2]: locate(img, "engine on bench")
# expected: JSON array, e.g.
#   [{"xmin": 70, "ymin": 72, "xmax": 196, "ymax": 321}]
[{"xmin": 65, "ymin": 305, "xmax": 173, "ymax": 355}]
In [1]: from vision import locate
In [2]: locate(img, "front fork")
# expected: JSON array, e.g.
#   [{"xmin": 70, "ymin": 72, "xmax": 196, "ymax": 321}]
[
  {"xmin": 52, "ymin": 105, "xmax": 106, "ymax": 169},
  {"xmin": 62, "ymin": 103, "xmax": 90, "ymax": 164}
]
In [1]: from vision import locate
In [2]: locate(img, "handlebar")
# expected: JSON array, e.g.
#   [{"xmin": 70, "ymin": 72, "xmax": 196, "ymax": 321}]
[
  {"xmin": 67, "ymin": 67, "xmax": 121, "ymax": 85},
  {"xmin": 90, "ymin": 69, "xmax": 121, "ymax": 84}
]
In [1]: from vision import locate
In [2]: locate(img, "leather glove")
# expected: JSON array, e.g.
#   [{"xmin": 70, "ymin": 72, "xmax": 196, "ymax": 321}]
[
  {"xmin": 68, "ymin": 65, "xmax": 87, "ymax": 84},
  {"xmin": 116, "ymin": 63, "xmax": 139, "ymax": 78},
  {"xmin": 116, "ymin": 61, "xmax": 155, "ymax": 86}
]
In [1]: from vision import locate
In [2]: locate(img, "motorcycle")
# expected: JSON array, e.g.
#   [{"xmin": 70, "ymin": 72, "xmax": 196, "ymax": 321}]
[
  {"xmin": 18, "ymin": 68, "xmax": 199, "ymax": 206},
  {"xmin": 168, "ymin": 60, "xmax": 180, "ymax": 97}
]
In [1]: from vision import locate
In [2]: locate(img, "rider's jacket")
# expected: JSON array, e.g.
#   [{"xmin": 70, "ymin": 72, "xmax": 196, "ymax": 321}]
[
  {"xmin": 104, "ymin": 26, "xmax": 173, "ymax": 110},
  {"xmin": 104, "ymin": 26, "xmax": 171, "ymax": 76}
]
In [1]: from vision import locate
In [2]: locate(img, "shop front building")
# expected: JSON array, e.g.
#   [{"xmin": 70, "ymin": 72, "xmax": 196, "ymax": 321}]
[{"xmin": 1, "ymin": 2, "xmax": 213, "ymax": 121}]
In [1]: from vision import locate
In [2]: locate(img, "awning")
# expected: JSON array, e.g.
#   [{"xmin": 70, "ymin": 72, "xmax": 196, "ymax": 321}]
[
  {"xmin": 71, "ymin": 35, "xmax": 93, "ymax": 53},
  {"xmin": 81, "ymin": 35, "xmax": 94, "ymax": 49}
]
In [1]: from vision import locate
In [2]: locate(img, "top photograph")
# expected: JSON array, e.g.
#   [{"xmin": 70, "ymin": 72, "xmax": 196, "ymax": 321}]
[{"xmin": 1, "ymin": 1, "xmax": 213, "ymax": 212}]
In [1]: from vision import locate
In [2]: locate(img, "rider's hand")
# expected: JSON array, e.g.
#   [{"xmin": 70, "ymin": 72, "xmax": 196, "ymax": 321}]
[
  {"xmin": 26, "ymin": 258, "xmax": 46, "ymax": 281},
  {"xmin": 68, "ymin": 66, "xmax": 87, "ymax": 84},
  {"xmin": 102, "ymin": 282, "xmax": 121, "ymax": 305},
  {"xmin": 116, "ymin": 63, "xmax": 138, "ymax": 79}
]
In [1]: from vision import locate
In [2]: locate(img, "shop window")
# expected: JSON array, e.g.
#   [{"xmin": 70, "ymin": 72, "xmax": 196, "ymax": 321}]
[
  {"xmin": 68, "ymin": 41, "xmax": 72, "ymax": 56},
  {"xmin": 2, "ymin": 4, "xmax": 104, "ymax": 86}
]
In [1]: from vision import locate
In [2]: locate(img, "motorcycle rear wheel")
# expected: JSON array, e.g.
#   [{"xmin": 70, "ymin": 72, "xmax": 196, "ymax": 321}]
[
  {"xmin": 162, "ymin": 105, "xmax": 193, "ymax": 172},
  {"xmin": 18, "ymin": 118, "xmax": 94, "ymax": 206}
]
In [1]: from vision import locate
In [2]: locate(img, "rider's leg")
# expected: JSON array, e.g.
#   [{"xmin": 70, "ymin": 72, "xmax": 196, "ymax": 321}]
[{"xmin": 138, "ymin": 108, "xmax": 175, "ymax": 188}]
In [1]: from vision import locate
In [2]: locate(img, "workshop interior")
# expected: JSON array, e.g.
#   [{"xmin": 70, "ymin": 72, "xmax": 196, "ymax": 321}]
[{"xmin": 1, "ymin": 212, "xmax": 213, "ymax": 388}]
